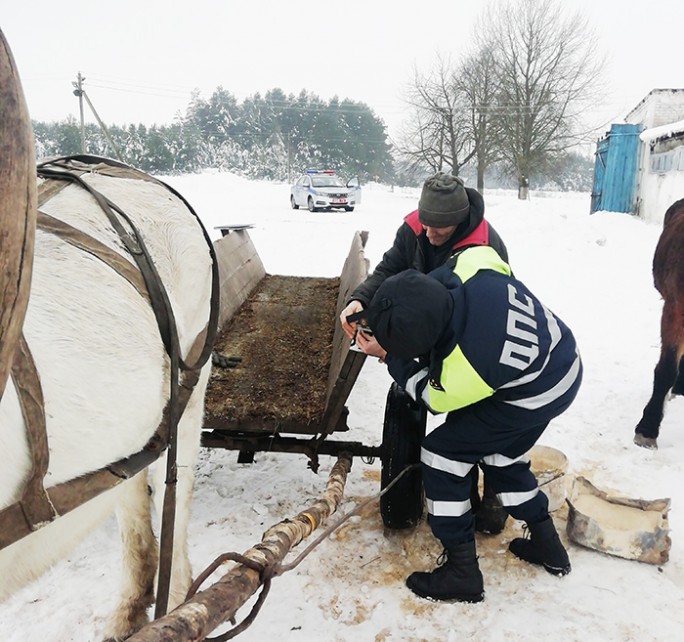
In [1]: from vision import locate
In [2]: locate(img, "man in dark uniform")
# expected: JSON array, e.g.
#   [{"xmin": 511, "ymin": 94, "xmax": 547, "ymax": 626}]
[
  {"xmin": 352, "ymin": 264, "xmax": 582, "ymax": 602},
  {"xmin": 340, "ymin": 172, "xmax": 509, "ymax": 534}
]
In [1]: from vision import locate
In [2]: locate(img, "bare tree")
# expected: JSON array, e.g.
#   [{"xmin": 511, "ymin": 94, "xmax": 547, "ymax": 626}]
[
  {"xmin": 397, "ymin": 55, "xmax": 475, "ymax": 179},
  {"xmin": 455, "ymin": 43, "xmax": 503, "ymax": 192},
  {"xmin": 483, "ymin": 0, "xmax": 603, "ymax": 198}
]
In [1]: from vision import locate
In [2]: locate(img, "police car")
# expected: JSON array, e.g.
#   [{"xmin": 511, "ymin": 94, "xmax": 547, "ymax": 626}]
[{"xmin": 290, "ymin": 170, "xmax": 361, "ymax": 212}]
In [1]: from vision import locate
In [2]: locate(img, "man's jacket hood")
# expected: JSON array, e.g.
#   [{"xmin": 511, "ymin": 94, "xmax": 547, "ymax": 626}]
[{"xmin": 364, "ymin": 269, "xmax": 454, "ymax": 359}]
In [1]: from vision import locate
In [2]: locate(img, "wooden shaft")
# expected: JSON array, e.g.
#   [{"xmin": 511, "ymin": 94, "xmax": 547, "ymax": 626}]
[
  {"xmin": 0, "ymin": 28, "xmax": 36, "ymax": 399},
  {"xmin": 128, "ymin": 454, "xmax": 353, "ymax": 642}
]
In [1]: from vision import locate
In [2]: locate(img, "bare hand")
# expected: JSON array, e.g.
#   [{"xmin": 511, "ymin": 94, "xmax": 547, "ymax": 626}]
[
  {"xmin": 355, "ymin": 330, "xmax": 387, "ymax": 361},
  {"xmin": 340, "ymin": 300, "xmax": 364, "ymax": 339}
]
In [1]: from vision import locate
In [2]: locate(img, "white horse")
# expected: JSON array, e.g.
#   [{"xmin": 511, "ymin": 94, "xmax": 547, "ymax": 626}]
[{"xmin": 0, "ymin": 157, "xmax": 216, "ymax": 640}]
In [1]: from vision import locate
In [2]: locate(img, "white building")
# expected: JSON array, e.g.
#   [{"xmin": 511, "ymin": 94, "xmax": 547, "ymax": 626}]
[
  {"xmin": 626, "ymin": 88, "xmax": 684, "ymax": 130},
  {"xmin": 627, "ymin": 89, "xmax": 684, "ymax": 225}
]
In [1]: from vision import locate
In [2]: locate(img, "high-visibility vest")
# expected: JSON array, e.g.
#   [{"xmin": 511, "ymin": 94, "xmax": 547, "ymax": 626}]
[{"xmin": 425, "ymin": 246, "xmax": 512, "ymax": 413}]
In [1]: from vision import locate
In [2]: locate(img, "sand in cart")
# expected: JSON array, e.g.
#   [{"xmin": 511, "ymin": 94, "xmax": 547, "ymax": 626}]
[{"xmin": 205, "ymin": 274, "xmax": 341, "ymax": 428}]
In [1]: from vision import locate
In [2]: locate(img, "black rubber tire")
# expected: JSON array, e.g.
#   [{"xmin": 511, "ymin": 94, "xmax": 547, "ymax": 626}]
[
  {"xmin": 344, "ymin": 206, "xmax": 354, "ymax": 212},
  {"xmin": 307, "ymin": 197, "xmax": 317, "ymax": 212},
  {"xmin": 380, "ymin": 382, "xmax": 427, "ymax": 529},
  {"xmin": 290, "ymin": 195, "xmax": 299, "ymax": 209}
]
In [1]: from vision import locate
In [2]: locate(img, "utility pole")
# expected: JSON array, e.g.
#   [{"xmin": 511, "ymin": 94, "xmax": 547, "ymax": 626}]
[
  {"xmin": 72, "ymin": 72, "xmax": 124, "ymax": 162},
  {"xmin": 72, "ymin": 72, "xmax": 86, "ymax": 153},
  {"xmin": 81, "ymin": 90, "xmax": 124, "ymax": 162}
]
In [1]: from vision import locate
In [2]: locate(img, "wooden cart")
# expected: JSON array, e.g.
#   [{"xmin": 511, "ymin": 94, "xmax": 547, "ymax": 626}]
[{"xmin": 202, "ymin": 226, "xmax": 426, "ymax": 528}]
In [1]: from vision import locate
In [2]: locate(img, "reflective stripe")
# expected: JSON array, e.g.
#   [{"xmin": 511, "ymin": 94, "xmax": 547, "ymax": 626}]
[
  {"xmin": 497, "ymin": 487, "xmax": 539, "ymax": 507},
  {"xmin": 405, "ymin": 368, "xmax": 443, "ymax": 414},
  {"xmin": 421, "ymin": 447, "xmax": 474, "ymax": 478},
  {"xmin": 500, "ymin": 304, "xmax": 562, "ymax": 389},
  {"xmin": 504, "ymin": 352, "xmax": 581, "ymax": 410},
  {"xmin": 481, "ymin": 452, "xmax": 530, "ymax": 467},
  {"xmin": 426, "ymin": 498, "xmax": 472, "ymax": 517},
  {"xmin": 405, "ymin": 367, "xmax": 428, "ymax": 400},
  {"xmin": 420, "ymin": 386, "xmax": 434, "ymax": 410}
]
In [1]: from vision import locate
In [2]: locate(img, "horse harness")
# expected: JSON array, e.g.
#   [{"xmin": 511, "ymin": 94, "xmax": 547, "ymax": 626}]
[{"xmin": 0, "ymin": 156, "xmax": 219, "ymax": 612}]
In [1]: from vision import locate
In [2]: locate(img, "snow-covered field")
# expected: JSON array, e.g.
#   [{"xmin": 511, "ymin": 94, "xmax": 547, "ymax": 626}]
[{"xmin": 1, "ymin": 172, "xmax": 683, "ymax": 641}]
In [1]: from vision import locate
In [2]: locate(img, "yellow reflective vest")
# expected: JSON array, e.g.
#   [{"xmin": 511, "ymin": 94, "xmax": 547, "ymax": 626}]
[{"xmin": 424, "ymin": 246, "xmax": 512, "ymax": 413}]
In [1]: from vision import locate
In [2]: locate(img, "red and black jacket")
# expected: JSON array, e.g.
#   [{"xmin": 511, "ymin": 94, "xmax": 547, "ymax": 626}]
[{"xmin": 349, "ymin": 186, "xmax": 509, "ymax": 307}]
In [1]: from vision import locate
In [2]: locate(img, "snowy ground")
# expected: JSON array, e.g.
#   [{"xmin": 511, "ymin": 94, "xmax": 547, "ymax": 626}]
[{"xmin": 1, "ymin": 172, "xmax": 683, "ymax": 641}]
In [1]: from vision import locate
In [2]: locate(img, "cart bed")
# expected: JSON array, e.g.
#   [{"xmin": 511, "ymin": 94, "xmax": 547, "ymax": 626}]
[
  {"xmin": 206, "ymin": 274, "xmax": 340, "ymax": 427},
  {"xmin": 203, "ymin": 229, "xmax": 369, "ymax": 440}
]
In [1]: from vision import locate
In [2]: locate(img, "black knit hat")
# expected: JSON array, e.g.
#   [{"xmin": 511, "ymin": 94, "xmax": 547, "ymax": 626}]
[
  {"xmin": 418, "ymin": 172, "xmax": 470, "ymax": 228},
  {"xmin": 361, "ymin": 270, "xmax": 453, "ymax": 358}
]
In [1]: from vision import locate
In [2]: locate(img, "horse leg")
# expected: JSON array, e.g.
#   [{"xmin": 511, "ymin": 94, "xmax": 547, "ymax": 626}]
[
  {"xmin": 104, "ymin": 471, "xmax": 158, "ymax": 642},
  {"xmin": 635, "ymin": 301, "xmax": 681, "ymax": 448},
  {"xmin": 671, "ymin": 355, "xmax": 684, "ymax": 395}
]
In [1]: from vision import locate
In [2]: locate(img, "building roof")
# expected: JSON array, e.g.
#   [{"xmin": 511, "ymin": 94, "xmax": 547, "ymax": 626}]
[{"xmin": 625, "ymin": 88, "xmax": 684, "ymax": 129}]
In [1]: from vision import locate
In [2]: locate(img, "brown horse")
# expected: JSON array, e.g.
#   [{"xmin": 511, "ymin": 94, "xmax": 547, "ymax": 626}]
[{"xmin": 634, "ymin": 198, "xmax": 684, "ymax": 449}]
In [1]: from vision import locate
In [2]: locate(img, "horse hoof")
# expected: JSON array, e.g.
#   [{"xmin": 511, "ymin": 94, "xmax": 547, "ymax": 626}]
[{"xmin": 634, "ymin": 433, "xmax": 658, "ymax": 450}]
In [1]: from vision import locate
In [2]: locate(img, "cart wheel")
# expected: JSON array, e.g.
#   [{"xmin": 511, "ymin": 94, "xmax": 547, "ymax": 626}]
[{"xmin": 380, "ymin": 382, "xmax": 427, "ymax": 529}]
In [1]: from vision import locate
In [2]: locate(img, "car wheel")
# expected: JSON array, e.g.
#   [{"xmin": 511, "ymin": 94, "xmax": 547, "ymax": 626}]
[
  {"xmin": 344, "ymin": 206, "xmax": 354, "ymax": 212},
  {"xmin": 290, "ymin": 195, "xmax": 299, "ymax": 210},
  {"xmin": 380, "ymin": 382, "xmax": 426, "ymax": 529},
  {"xmin": 307, "ymin": 197, "xmax": 317, "ymax": 212}
]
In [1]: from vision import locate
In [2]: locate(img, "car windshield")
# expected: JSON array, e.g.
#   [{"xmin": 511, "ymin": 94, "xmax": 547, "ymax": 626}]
[{"xmin": 311, "ymin": 176, "xmax": 344, "ymax": 187}]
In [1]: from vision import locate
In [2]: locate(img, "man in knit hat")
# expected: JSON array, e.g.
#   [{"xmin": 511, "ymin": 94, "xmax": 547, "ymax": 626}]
[
  {"xmin": 340, "ymin": 171, "xmax": 510, "ymax": 534},
  {"xmin": 352, "ymin": 265, "xmax": 582, "ymax": 602},
  {"xmin": 341, "ymin": 173, "xmax": 507, "ymax": 319}
]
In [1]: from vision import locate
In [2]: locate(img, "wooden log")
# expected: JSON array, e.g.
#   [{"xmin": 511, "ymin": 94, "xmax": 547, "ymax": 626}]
[
  {"xmin": 128, "ymin": 454, "xmax": 353, "ymax": 641},
  {"xmin": 0, "ymin": 28, "xmax": 36, "ymax": 398}
]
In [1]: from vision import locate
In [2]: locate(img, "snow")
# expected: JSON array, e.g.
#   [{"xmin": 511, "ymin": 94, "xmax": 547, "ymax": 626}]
[
  {"xmin": 640, "ymin": 117, "xmax": 684, "ymax": 142},
  {"xmin": 1, "ymin": 172, "xmax": 684, "ymax": 641}
]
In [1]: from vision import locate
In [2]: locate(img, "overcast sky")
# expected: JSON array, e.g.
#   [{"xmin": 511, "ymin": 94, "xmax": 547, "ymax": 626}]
[{"xmin": 3, "ymin": 0, "xmax": 683, "ymax": 141}]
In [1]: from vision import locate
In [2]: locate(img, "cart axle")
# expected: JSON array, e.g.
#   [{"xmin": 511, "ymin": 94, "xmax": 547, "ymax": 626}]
[{"xmin": 201, "ymin": 430, "xmax": 382, "ymax": 462}]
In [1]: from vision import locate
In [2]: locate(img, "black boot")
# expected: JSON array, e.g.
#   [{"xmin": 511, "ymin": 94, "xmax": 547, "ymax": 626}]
[
  {"xmin": 474, "ymin": 481, "xmax": 509, "ymax": 535},
  {"xmin": 406, "ymin": 540, "xmax": 484, "ymax": 602},
  {"xmin": 508, "ymin": 516, "xmax": 571, "ymax": 576}
]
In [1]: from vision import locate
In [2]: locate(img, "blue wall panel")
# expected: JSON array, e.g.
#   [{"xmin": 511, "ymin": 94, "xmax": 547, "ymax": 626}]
[{"xmin": 591, "ymin": 123, "xmax": 641, "ymax": 213}]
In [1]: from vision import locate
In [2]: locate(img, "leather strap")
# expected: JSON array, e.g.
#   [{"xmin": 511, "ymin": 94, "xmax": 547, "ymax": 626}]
[{"xmin": 11, "ymin": 333, "xmax": 56, "ymax": 528}]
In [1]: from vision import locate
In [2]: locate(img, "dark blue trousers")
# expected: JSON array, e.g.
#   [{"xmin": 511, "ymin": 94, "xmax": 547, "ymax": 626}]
[{"xmin": 421, "ymin": 395, "xmax": 567, "ymax": 547}]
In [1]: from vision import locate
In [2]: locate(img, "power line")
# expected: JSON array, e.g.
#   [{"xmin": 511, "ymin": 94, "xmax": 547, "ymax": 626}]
[{"xmin": 77, "ymin": 73, "xmax": 401, "ymax": 115}]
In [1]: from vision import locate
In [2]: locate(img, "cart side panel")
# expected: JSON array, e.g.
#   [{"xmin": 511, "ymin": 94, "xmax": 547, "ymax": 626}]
[
  {"xmin": 316, "ymin": 231, "xmax": 369, "ymax": 435},
  {"xmin": 325, "ymin": 230, "xmax": 369, "ymax": 401},
  {"xmin": 214, "ymin": 230, "xmax": 266, "ymax": 328}
]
